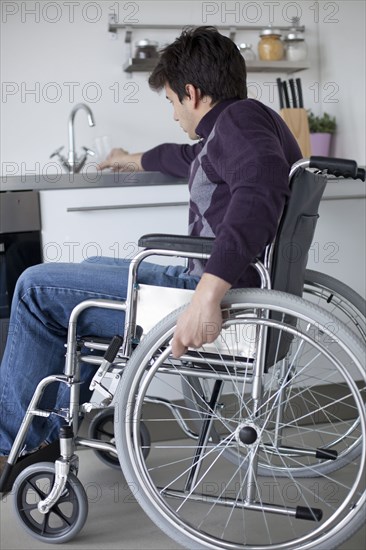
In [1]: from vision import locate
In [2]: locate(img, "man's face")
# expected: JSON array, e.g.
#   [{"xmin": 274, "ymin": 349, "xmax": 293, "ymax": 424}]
[{"xmin": 165, "ymin": 84, "xmax": 198, "ymax": 140}]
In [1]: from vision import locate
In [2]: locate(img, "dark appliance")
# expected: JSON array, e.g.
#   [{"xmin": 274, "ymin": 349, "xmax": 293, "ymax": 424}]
[{"xmin": 0, "ymin": 191, "xmax": 42, "ymax": 359}]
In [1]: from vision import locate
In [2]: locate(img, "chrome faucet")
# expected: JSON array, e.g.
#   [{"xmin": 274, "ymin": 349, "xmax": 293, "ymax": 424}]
[{"xmin": 50, "ymin": 103, "xmax": 96, "ymax": 174}]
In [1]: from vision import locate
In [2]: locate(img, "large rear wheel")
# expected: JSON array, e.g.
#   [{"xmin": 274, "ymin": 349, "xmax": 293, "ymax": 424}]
[{"xmin": 115, "ymin": 289, "xmax": 366, "ymax": 550}]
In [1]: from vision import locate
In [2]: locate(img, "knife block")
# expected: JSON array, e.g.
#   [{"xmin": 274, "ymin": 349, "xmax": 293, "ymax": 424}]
[{"xmin": 280, "ymin": 108, "xmax": 311, "ymax": 157}]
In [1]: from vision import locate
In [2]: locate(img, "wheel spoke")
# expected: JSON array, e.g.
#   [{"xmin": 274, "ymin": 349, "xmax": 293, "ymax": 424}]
[
  {"xmin": 18, "ymin": 502, "xmax": 39, "ymax": 513},
  {"xmin": 25, "ymin": 477, "xmax": 50, "ymax": 500},
  {"xmin": 41, "ymin": 512, "xmax": 50, "ymax": 535}
]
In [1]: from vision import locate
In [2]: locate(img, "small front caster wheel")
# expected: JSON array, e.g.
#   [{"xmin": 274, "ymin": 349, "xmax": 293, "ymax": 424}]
[
  {"xmin": 89, "ymin": 408, "xmax": 151, "ymax": 469},
  {"xmin": 13, "ymin": 462, "xmax": 88, "ymax": 544}
]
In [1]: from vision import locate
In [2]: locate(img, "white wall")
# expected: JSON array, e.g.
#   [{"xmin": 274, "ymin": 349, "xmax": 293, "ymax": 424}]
[
  {"xmin": 1, "ymin": 0, "xmax": 365, "ymax": 177},
  {"xmin": 316, "ymin": 0, "xmax": 366, "ymax": 161}
]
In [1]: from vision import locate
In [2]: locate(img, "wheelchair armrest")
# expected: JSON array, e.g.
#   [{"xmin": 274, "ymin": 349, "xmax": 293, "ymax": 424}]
[{"xmin": 138, "ymin": 233, "xmax": 215, "ymax": 255}]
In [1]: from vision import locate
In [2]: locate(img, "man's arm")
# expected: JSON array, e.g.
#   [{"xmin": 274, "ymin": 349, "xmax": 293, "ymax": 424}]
[
  {"xmin": 171, "ymin": 273, "xmax": 231, "ymax": 358},
  {"xmin": 99, "ymin": 143, "xmax": 203, "ymax": 178}
]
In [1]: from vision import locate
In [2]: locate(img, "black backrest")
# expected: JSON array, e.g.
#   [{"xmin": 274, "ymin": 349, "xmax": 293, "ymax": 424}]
[
  {"xmin": 265, "ymin": 167, "xmax": 327, "ymax": 368},
  {"xmin": 270, "ymin": 167, "xmax": 327, "ymax": 294}
]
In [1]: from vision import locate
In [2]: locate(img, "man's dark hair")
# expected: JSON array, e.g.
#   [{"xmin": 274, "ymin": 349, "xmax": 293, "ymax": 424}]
[{"xmin": 148, "ymin": 26, "xmax": 247, "ymax": 104}]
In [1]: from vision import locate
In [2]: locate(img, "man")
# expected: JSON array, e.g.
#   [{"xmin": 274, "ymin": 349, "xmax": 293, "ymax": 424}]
[{"xmin": 0, "ymin": 26, "xmax": 301, "ymax": 481}]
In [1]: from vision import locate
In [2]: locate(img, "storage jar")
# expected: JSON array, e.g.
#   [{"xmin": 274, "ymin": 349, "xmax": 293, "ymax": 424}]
[
  {"xmin": 239, "ymin": 43, "xmax": 256, "ymax": 62},
  {"xmin": 258, "ymin": 28, "xmax": 284, "ymax": 61},
  {"xmin": 284, "ymin": 31, "xmax": 307, "ymax": 62}
]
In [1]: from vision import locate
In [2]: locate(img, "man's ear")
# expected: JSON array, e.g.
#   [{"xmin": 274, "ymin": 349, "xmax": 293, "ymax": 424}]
[{"xmin": 185, "ymin": 84, "xmax": 200, "ymax": 107}]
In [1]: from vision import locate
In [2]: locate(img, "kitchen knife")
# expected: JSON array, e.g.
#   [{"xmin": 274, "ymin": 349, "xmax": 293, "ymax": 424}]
[
  {"xmin": 289, "ymin": 78, "xmax": 298, "ymax": 108},
  {"xmin": 296, "ymin": 78, "xmax": 304, "ymax": 108},
  {"xmin": 276, "ymin": 78, "xmax": 284, "ymax": 109},
  {"xmin": 282, "ymin": 81, "xmax": 290, "ymax": 108}
]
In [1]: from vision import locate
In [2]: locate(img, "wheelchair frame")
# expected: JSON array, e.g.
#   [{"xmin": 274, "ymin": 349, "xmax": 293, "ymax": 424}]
[{"xmin": 1, "ymin": 157, "xmax": 365, "ymax": 548}]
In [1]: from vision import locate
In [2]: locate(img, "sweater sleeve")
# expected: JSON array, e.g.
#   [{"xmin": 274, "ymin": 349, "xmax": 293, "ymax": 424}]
[
  {"xmin": 141, "ymin": 142, "xmax": 203, "ymax": 178},
  {"xmin": 203, "ymin": 105, "xmax": 293, "ymax": 286}
]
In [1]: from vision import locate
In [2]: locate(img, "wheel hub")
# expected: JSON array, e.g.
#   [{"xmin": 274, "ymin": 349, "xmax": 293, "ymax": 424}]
[{"xmin": 235, "ymin": 423, "xmax": 259, "ymax": 447}]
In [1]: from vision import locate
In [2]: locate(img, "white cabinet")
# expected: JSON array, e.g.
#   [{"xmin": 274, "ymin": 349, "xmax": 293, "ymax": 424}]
[
  {"xmin": 39, "ymin": 184, "xmax": 189, "ymax": 264},
  {"xmin": 307, "ymin": 180, "xmax": 366, "ymax": 298}
]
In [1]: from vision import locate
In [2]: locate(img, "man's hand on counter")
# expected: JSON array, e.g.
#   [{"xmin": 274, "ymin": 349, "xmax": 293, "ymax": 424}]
[{"xmin": 97, "ymin": 148, "xmax": 144, "ymax": 172}]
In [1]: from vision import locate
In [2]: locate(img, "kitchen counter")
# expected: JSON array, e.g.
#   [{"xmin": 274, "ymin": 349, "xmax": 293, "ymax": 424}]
[
  {"xmin": 323, "ymin": 175, "xmax": 365, "ymax": 200},
  {"xmin": 1, "ymin": 170, "xmax": 364, "ymax": 199},
  {"xmin": 0, "ymin": 170, "xmax": 186, "ymax": 192}
]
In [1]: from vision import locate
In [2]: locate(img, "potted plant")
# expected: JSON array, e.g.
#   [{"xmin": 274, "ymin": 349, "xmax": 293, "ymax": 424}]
[{"xmin": 308, "ymin": 111, "xmax": 337, "ymax": 156}]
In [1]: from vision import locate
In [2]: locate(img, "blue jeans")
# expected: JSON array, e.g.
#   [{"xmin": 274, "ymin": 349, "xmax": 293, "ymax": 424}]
[{"xmin": 0, "ymin": 257, "xmax": 199, "ymax": 455}]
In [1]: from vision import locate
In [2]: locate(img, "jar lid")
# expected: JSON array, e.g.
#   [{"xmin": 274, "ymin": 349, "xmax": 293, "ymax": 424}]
[
  {"xmin": 285, "ymin": 31, "xmax": 304, "ymax": 41},
  {"xmin": 260, "ymin": 27, "xmax": 282, "ymax": 37},
  {"xmin": 135, "ymin": 39, "xmax": 158, "ymax": 47}
]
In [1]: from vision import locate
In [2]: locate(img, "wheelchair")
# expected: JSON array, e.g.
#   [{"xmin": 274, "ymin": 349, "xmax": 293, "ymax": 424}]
[{"xmin": 0, "ymin": 157, "xmax": 365, "ymax": 549}]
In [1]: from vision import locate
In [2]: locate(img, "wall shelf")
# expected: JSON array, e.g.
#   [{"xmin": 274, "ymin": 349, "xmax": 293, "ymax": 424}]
[
  {"xmin": 245, "ymin": 60, "xmax": 310, "ymax": 74},
  {"xmin": 124, "ymin": 58, "xmax": 310, "ymax": 74},
  {"xmin": 108, "ymin": 21, "xmax": 305, "ymax": 41},
  {"xmin": 110, "ymin": 18, "xmax": 308, "ymax": 75},
  {"xmin": 123, "ymin": 57, "xmax": 160, "ymax": 73}
]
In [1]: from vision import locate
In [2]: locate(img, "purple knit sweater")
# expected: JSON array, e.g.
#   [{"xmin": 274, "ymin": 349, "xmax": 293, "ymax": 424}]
[{"xmin": 142, "ymin": 99, "xmax": 301, "ymax": 288}]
